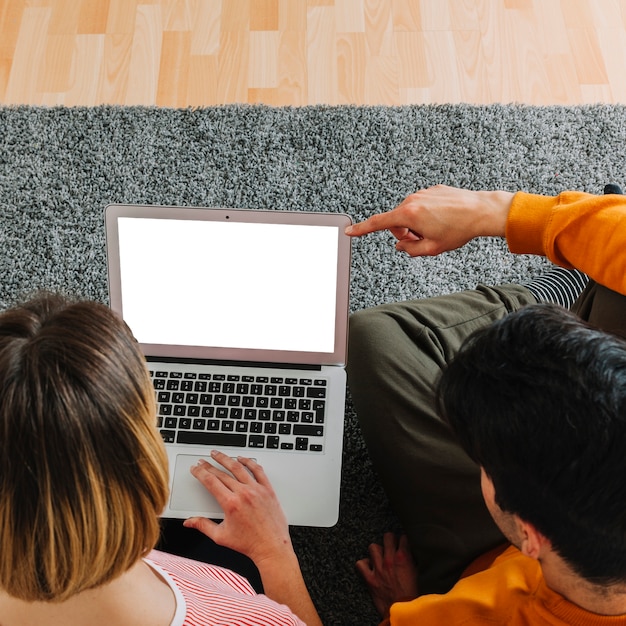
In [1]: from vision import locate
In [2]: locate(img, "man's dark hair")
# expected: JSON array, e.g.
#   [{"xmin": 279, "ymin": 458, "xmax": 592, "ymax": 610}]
[{"xmin": 437, "ymin": 303, "xmax": 626, "ymax": 585}]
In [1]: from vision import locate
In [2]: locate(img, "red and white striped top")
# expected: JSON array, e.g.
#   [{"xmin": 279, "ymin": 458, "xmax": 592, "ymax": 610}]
[{"xmin": 145, "ymin": 550, "xmax": 307, "ymax": 626}]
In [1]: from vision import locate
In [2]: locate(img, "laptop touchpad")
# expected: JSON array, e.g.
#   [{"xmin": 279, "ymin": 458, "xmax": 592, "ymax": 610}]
[{"xmin": 169, "ymin": 454, "xmax": 225, "ymax": 517}]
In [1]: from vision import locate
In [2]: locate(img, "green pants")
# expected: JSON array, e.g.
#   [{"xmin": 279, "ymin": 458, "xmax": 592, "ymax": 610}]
[{"xmin": 346, "ymin": 280, "xmax": 626, "ymax": 594}]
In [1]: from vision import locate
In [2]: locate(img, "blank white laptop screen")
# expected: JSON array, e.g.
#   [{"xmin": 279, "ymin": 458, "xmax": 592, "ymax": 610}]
[{"xmin": 117, "ymin": 217, "xmax": 339, "ymax": 355}]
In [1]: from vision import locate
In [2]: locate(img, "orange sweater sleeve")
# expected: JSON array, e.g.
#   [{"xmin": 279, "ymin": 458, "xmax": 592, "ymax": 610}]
[{"xmin": 506, "ymin": 191, "xmax": 626, "ymax": 295}]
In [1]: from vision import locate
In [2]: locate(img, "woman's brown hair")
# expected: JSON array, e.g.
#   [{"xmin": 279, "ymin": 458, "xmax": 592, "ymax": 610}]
[{"xmin": 0, "ymin": 293, "xmax": 169, "ymax": 601}]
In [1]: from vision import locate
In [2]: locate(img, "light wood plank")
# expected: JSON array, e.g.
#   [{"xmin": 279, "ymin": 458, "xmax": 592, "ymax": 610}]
[
  {"xmin": 106, "ymin": 0, "xmax": 138, "ymax": 34},
  {"xmin": 38, "ymin": 33, "xmax": 74, "ymax": 92},
  {"xmin": 394, "ymin": 31, "xmax": 430, "ymax": 89},
  {"xmin": 364, "ymin": 54, "xmax": 399, "ymax": 105},
  {"xmin": 337, "ymin": 32, "xmax": 366, "ymax": 103},
  {"xmin": 476, "ymin": 1, "xmax": 520, "ymax": 103},
  {"xmin": 566, "ymin": 27, "xmax": 609, "ymax": 85},
  {"xmin": 78, "ymin": 0, "xmax": 110, "ymax": 34},
  {"xmin": 163, "ymin": 0, "xmax": 192, "ymax": 32},
  {"xmin": 221, "ymin": 0, "xmax": 249, "ymax": 32},
  {"xmin": 190, "ymin": 0, "xmax": 221, "ymax": 55},
  {"xmin": 276, "ymin": 29, "xmax": 307, "ymax": 104},
  {"xmin": 97, "ymin": 32, "xmax": 133, "ymax": 104},
  {"xmin": 580, "ymin": 83, "xmax": 613, "ymax": 104},
  {"xmin": 535, "ymin": 0, "xmax": 570, "ymax": 55},
  {"xmin": 336, "ymin": 0, "xmax": 365, "ymax": 33},
  {"xmin": 65, "ymin": 33, "xmax": 105, "ymax": 105},
  {"xmin": 498, "ymin": 4, "xmax": 553, "ymax": 104},
  {"xmin": 364, "ymin": 0, "xmax": 393, "ymax": 57},
  {"xmin": 0, "ymin": 0, "xmax": 27, "ymax": 58},
  {"xmin": 0, "ymin": 57, "xmax": 11, "ymax": 101},
  {"xmin": 124, "ymin": 4, "xmax": 162, "ymax": 105},
  {"xmin": 596, "ymin": 26, "xmax": 626, "ymax": 101},
  {"xmin": 248, "ymin": 30, "xmax": 279, "ymax": 88},
  {"xmin": 504, "ymin": 0, "xmax": 532, "ymax": 9},
  {"xmin": 48, "ymin": 0, "xmax": 80, "ymax": 36},
  {"xmin": 560, "ymin": 0, "xmax": 595, "ymax": 29},
  {"xmin": 452, "ymin": 28, "xmax": 491, "ymax": 104},
  {"xmin": 448, "ymin": 0, "xmax": 479, "ymax": 31},
  {"xmin": 589, "ymin": 0, "xmax": 623, "ymax": 29},
  {"xmin": 543, "ymin": 52, "xmax": 583, "ymax": 104},
  {"xmin": 156, "ymin": 30, "xmax": 191, "ymax": 106},
  {"xmin": 187, "ymin": 53, "xmax": 218, "ymax": 105},
  {"xmin": 278, "ymin": 0, "xmax": 306, "ymax": 31},
  {"xmin": 392, "ymin": 0, "xmax": 422, "ymax": 31},
  {"xmin": 251, "ymin": 0, "xmax": 278, "ymax": 31},
  {"xmin": 307, "ymin": 5, "xmax": 337, "ymax": 104},
  {"xmin": 217, "ymin": 30, "xmax": 249, "ymax": 103},
  {"xmin": 421, "ymin": 31, "xmax": 462, "ymax": 103},
  {"xmin": 4, "ymin": 6, "xmax": 51, "ymax": 104},
  {"xmin": 419, "ymin": 0, "xmax": 451, "ymax": 30}
]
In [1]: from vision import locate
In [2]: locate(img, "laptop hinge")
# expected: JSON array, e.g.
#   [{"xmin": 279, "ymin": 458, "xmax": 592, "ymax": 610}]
[{"xmin": 144, "ymin": 356, "xmax": 323, "ymax": 371}]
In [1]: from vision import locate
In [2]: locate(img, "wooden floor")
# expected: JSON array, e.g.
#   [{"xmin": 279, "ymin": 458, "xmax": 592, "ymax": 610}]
[{"xmin": 1, "ymin": 0, "xmax": 625, "ymax": 107}]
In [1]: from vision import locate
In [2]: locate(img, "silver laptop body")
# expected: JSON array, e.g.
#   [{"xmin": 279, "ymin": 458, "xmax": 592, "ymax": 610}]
[{"xmin": 105, "ymin": 204, "xmax": 351, "ymax": 527}]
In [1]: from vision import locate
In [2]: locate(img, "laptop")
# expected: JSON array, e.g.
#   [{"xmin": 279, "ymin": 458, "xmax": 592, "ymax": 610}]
[{"xmin": 105, "ymin": 203, "xmax": 352, "ymax": 527}]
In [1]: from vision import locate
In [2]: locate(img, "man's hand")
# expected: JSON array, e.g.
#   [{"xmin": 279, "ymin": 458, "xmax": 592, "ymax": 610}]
[
  {"xmin": 183, "ymin": 451, "xmax": 292, "ymax": 564},
  {"xmin": 345, "ymin": 185, "xmax": 514, "ymax": 256},
  {"xmin": 356, "ymin": 533, "xmax": 420, "ymax": 619}
]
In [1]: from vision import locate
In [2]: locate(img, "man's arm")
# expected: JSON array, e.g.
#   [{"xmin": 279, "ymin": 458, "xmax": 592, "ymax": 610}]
[
  {"xmin": 346, "ymin": 185, "xmax": 626, "ymax": 295},
  {"xmin": 183, "ymin": 452, "xmax": 322, "ymax": 626},
  {"xmin": 507, "ymin": 191, "xmax": 626, "ymax": 295},
  {"xmin": 345, "ymin": 185, "xmax": 513, "ymax": 256}
]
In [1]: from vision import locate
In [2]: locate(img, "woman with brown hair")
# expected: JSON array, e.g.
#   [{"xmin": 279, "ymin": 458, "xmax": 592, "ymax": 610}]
[{"xmin": 0, "ymin": 293, "xmax": 321, "ymax": 626}]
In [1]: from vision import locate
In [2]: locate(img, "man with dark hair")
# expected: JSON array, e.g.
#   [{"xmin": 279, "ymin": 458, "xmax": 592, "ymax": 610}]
[
  {"xmin": 358, "ymin": 304, "xmax": 626, "ymax": 624},
  {"xmin": 346, "ymin": 185, "xmax": 626, "ymax": 623},
  {"xmin": 346, "ymin": 183, "xmax": 626, "ymax": 623}
]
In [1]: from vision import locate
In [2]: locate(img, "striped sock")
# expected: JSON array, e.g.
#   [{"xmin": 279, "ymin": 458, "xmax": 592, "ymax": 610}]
[{"xmin": 525, "ymin": 267, "xmax": 589, "ymax": 309}]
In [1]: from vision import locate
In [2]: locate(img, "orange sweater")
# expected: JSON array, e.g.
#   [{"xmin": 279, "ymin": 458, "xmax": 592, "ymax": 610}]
[
  {"xmin": 507, "ymin": 191, "xmax": 626, "ymax": 295},
  {"xmin": 389, "ymin": 546, "xmax": 626, "ymax": 625}
]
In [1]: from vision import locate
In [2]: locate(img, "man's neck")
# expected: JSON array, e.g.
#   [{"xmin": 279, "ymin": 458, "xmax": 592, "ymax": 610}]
[{"xmin": 542, "ymin": 552, "xmax": 626, "ymax": 616}]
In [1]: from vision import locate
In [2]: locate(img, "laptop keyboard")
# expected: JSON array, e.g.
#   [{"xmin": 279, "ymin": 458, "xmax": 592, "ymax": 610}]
[{"xmin": 151, "ymin": 370, "xmax": 327, "ymax": 453}]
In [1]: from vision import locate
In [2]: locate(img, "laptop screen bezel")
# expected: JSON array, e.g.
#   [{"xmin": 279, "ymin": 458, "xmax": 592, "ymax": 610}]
[{"xmin": 105, "ymin": 204, "xmax": 352, "ymax": 367}]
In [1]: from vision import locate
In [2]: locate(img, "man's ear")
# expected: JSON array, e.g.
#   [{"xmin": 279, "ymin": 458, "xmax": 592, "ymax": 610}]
[{"xmin": 516, "ymin": 519, "xmax": 552, "ymax": 560}]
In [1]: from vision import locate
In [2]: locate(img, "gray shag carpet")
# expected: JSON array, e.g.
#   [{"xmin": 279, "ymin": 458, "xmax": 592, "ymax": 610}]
[{"xmin": 1, "ymin": 104, "xmax": 625, "ymax": 624}]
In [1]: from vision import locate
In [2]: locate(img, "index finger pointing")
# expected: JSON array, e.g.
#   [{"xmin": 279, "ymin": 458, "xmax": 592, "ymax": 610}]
[{"xmin": 345, "ymin": 210, "xmax": 411, "ymax": 238}]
